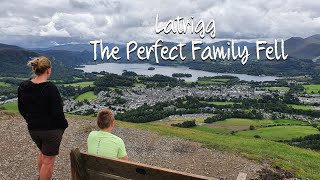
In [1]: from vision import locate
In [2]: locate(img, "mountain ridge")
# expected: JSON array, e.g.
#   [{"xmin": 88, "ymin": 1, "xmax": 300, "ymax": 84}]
[
  {"xmin": 0, "ymin": 34, "xmax": 319, "ymax": 78},
  {"xmin": 27, "ymin": 34, "xmax": 320, "ymax": 60}
]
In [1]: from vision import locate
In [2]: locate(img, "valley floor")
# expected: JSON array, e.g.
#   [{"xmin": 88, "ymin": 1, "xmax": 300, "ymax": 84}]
[{"xmin": 0, "ymin": 111, "xmax": 274, "ymax": 180}]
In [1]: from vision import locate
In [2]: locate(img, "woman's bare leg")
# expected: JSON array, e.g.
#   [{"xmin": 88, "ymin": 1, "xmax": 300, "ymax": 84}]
[
  {"xmin": 37, "ymin": 153, "xmax": 43, "ymax": 174},
  {"xmin": 39, "ymin": 155, "xmax": 56, "ymax": 180}
]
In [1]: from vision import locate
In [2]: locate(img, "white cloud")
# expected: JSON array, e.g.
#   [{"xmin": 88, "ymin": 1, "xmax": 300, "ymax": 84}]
[{"xmin": 39, "ymin": 21, "xmax": 71, "ymax": 37}]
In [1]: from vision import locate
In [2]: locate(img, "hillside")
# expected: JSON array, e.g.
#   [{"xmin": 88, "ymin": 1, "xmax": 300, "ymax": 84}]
[
  {"xmin": 0, "ymin": 45, "xmax": 83, "ymax": 79},
  {"xmin": 0, "ymin": 43, "xmax": 23, "ymax": 50},
  {"xmin": 0, "ymin": 111, "xmax": 286, "ymax": 179}
]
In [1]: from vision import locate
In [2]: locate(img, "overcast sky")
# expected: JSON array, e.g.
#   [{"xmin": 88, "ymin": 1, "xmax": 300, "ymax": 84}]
[{"xmin": 0, "ymin": 0, "xmax": 319, "ymax": 47}]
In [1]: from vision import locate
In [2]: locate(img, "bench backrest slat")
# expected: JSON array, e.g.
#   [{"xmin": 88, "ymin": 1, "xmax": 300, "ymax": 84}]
[{"xmin": 70, "ymin": 148, "xmax": 217, "ymax": 180}]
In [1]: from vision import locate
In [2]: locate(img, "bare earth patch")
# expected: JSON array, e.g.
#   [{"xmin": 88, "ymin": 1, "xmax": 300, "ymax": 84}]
[{"xmin": 0, "ymin": 112, "xmax": 274, "ymax": 180}]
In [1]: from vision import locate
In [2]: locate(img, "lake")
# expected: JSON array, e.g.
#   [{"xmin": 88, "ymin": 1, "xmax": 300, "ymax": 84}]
[{"xmin": 76, "ymin": 63, "xmax": 279, "ymax": 82}]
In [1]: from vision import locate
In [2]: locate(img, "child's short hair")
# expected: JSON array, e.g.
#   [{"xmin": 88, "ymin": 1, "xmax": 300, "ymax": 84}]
[{"xmin": 97, "ymin": 109, "xmax": 114, "ymax": 129}]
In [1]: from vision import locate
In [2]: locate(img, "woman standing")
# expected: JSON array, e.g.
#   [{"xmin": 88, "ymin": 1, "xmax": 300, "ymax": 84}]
[{"xmin": 18, "ymin": 56, "xmax": 68, "ymax": 180}]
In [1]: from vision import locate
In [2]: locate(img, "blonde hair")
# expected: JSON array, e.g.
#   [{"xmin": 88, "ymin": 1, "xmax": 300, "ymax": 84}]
[
  {"xmin": 97, "ymin": 109, "xmax": 114, "ymax": 129},
  {"xmin": 27, "ymin": 56, "xmax": 51, "ymax": 75}
]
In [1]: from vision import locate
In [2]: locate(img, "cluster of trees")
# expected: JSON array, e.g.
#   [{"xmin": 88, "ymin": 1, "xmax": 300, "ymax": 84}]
[
  {"xmin": 115, "ymin": 97, "xmax": 216, "ymax": 123},
  {"xmin": 240, "ymin": 94, "xmax": 320, "ymax": 118},
  {"xmin": 139, "ymin": 74, "xmax": 179, "ymax": 83},
  {"xmin": 172, "ymin": 73, "xmax": 192, "ymax": 78},
  {"xmin": 283, "ymin": 92, "xmax": 300, "ymax": 104},
  {"xmin": 171, "ymin": 120, "xmax": 196, "ymax": 128},
  {"xmin": 55, "ymin": 74, "xmax": 96, "ymax": 85},
  {"xmin": 122, "ymin": 71, "xmax": 137, "ymax": 77},
  {"xmin": 175, "ymin": 96, "xmax": 208, "ymax": 109},
  {"xmin": 94, "ymin": 73, "xmax": 135, "ymax": 93},
  {"xmin": 115, "ymin": 105, "xmax": 176, "ymax": 123},
  {"xmin": 198, "ymin": 75, "xmax": 239, "ymax": 81},
  {"xmin": 197, "ymin": 75, "xmax": 240, "ymax": 85},
  {"xmin": 288, "ymin": 84, "xmax": 305, "ymax": 94},
  {"xmin": 286, "ymin": 133, "xmax": 320, "ymax": 151},
  {"xmin": 250, "ymin": 79, "xmax": 289, "ymax": 88},
  {"xmin": 0, "ymin": 86, "xmax": 17, "ymax": 99},
  {"xmin": 137, "ymin": 74, "xmax": 186, "ymax": 88},
  {"xmin": 204, "ymin": 109, "xmax": 263, "ymax": 123},
  {"xmin": 58, "ymin": 85, "xmax": 94, "ymax": 99},
  {"xmin": 0, "ymin": 78, "xmax": 21, "ymax": 98}
]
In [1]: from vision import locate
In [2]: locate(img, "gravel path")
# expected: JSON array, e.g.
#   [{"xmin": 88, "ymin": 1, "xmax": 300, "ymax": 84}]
[{"xmin": 0, "ymin": 112, "xmax": 270, "ymax": 180}]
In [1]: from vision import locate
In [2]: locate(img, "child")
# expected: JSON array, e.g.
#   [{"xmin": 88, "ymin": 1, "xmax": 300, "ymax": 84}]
[{"xmin": 87, "ymin": 109, "xmax": 128, "ymax": 160}]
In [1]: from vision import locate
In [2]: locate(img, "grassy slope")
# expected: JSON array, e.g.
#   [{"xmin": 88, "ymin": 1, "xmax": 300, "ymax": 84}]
[
  {"xmin": 192, "ymin": 126, "xmax": 232, "ymax": 135},
  {"xmin": 115, "ymin": 121, "xmax": 320, "ymax": 179},
  {"xmin": 75, "ymin": 91, "xmax": 97, "ymax": 101},
  {"xmin": 3, "ymin": 111, "xmax": 320, "ymax": 178},
  {"xmin": 0, "ymin": 102, "xmax": 18, "ymax": 112}
]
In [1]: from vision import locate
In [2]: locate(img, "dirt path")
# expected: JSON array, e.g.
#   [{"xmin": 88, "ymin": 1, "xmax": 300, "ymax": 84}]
[{"xmin": 0, "ymin": 112, "xmax": 271, "ymax": 180}]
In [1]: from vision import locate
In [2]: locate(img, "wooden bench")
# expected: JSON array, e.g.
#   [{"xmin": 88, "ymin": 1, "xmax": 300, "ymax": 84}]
[{"xmin": 70, "ymin": 148, "xmax": 219, "ymax": 180}]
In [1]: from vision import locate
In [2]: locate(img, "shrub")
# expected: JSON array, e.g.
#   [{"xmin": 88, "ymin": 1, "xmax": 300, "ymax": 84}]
[
  {"xmin": 254, "ymin": 135, "xmax": 261, "ymax": 138},
  {"xmin": 171, "ymin": 120, "xmax": 196, "ymax": 128},
  {"xmin": 249, "ymin": 125, "xmax": 256, "ymax": 130}
]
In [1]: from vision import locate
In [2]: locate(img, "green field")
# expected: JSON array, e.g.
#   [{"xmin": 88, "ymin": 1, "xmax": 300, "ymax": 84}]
[
  {"xmin": 213, "ymin": 118, "xmax": 304, "ymax": 127},
  {"xmin": 0, "ymin": 101, "xmax": 18, "ymax": 112},
  {"xmin": 288, "ymin": 104, "xmax": 315, "ymax": 110},
  {"xmin": 197, "ymin": 80, "xmax": 226, "ymax": 85},
  {"xmin": 0, "ymin": 82, "xmax": 11, "ymax": 87},
  {"xmin": 201, "ymin": 101, "xmax": 236, "ymax": 105},
  {"xmin": 303, "ymin": 84, "xmax": 320, "ymax": 94},
  {"xmin": 265, "ymin": 87, "xmax": 290, "ymax": 91},
  {"xmin": 0, "ymin": 77, "xmax": 26, "ymax": 80},
  {"xmin": 133, "ymin": 83, "xmax": 145, "ymax": 87},
  {"xmin": 64, "ymin": 81, "xmax": 94, "ymax": 87},
  {"xmin": 236, "ymin": 126, "xmax": 319, "ymax": 141},
  {"xmin": 75, "ymin": 91, "xmax": 97, "ymax": 101}
]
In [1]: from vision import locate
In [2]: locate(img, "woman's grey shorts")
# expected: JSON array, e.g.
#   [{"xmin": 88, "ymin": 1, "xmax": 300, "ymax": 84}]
[{"xmin": 29, "ymin": 129, "xmax": 65, "ymax": 156}]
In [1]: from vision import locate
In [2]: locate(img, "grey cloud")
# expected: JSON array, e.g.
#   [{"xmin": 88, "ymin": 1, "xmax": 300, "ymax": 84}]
[
  {"xmin": 0, "ymin": 0, "xmax": 319, "ymax": 47},
  {"xmin": 69, "ymin": 0, "xmax": 92, "ymax": 9}
]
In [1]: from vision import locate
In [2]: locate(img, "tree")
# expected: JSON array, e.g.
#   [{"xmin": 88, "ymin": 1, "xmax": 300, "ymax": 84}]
[{"xmin": 249, "ymin": 125, "xmax": 256, "ymax": 130}]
